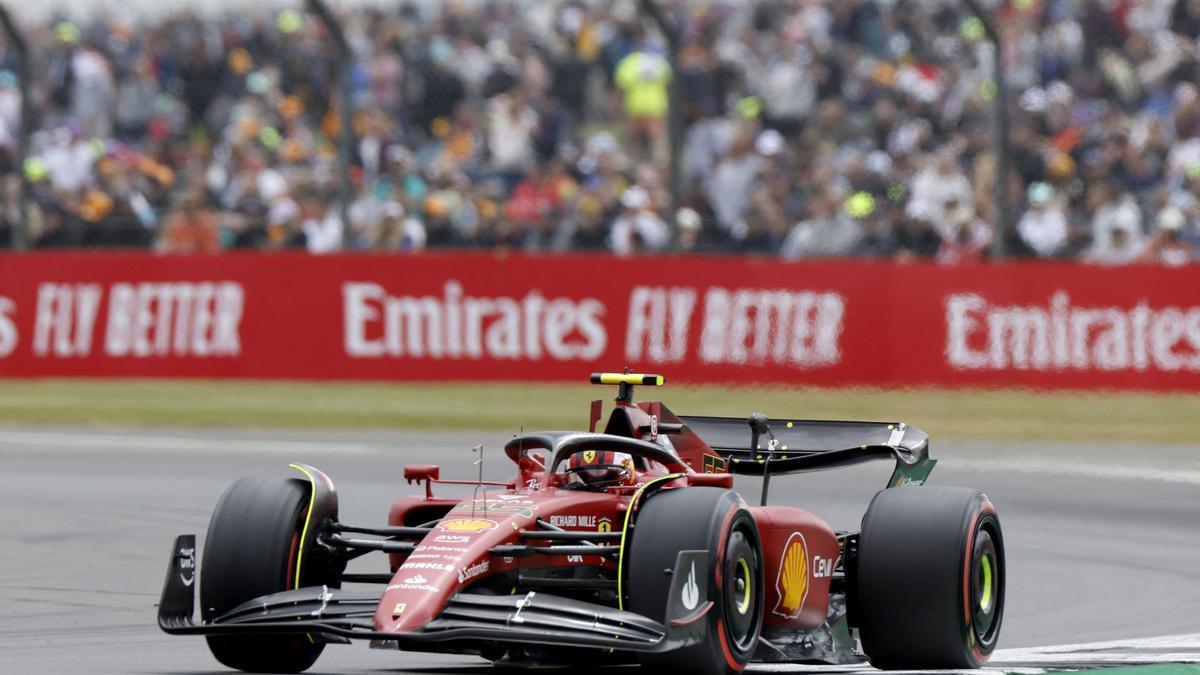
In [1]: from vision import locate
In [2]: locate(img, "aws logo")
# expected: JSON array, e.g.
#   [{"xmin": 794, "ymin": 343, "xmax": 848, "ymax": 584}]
[{"xmin": 772, "ymin": 532, "xmax": 809, "ymax": 619}]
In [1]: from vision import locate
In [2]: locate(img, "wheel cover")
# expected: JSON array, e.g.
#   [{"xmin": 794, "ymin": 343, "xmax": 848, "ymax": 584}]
[
  {"xmin": 735, "ymin": 558, "xmax": 752, "ymax": 614},
  {"xmin": 970, "ymin": 522, "xmax": 1003, "ymax": 648},
  {"xmin": 723, "ymin": 528, "xmax": 760, "ymax": 651}
]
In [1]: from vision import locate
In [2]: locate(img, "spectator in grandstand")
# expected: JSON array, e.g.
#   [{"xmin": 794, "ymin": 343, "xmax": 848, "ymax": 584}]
[
  {"xmin": 780, "ymin": 188, "xmax": 862, "ymax": 259},
  {"xmin": 1018, "ymin": 183, "xmax": 1070, "ymax": 258},
  {"xmin": 908, "ymin": 150, "xmax": 974, "ymax": 241},
  {"xmin": 2, "ymin": 0, "xmax": 1200, "ymax": 268},
  {"xmin": 298, "ymin": 190, "xmax": 343, "ymax": 254},
  {"xmin": 706, "ymin": 129, "xmax": 763, "ymax": 239},
  {"xmin": 1139, "ymin": 207, "xmax": 1196, "ymax": 266},
  {"xmin": 1086, "ymin": 182, "xmax": 1145, "ymax": 265},
  {"xmin": 566, "ymin": 194, "xmax": 611, "ymax": 252},
  {"xmin": 374, "ymin": 202, "xmax": 426, "ymax": 252},
  {"xmin": 160, "ymin": 192, "xmax": 220, "ymax": 254},
  {"xmin": 611, "ymin": 186, "xmax": 669, "ymax": 256},
  {"xmin": 673, "ymin": 207, "xmax": 704, "ymax": 254},
  {"xmin": 937, "ymin": 203, "xmax": 992, "ymax": 266},
  {"xmin": 614, "ymin": 31, "xmax": 672, "ymax": 165}
]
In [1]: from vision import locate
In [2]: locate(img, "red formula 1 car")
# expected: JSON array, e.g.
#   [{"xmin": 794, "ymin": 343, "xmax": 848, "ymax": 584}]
[{"xmin": 159, "ymin": 373, "xmax": 1005, "ymax": 673}]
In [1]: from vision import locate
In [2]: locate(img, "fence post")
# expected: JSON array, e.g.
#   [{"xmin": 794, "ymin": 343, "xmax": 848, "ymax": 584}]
[
  {"xmin": 304, "ymin": 0, "xmax": 354, "ymax": 250},
  {"xmin": 963, "ymin": 0, "xmax": 1010, "ymax": 259},
  {"xmin": 0, "ymin": 6, "xmax": 31, "ymax": 251},
  {"xmin": 638, "ymin": 0, "xmax": 684, "ymax": 216}
]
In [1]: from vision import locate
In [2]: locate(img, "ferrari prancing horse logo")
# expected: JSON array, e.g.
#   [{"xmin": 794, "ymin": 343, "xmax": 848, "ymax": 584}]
[{"xmin": 583, "ymin": 450, "xmax": 597, "ymax": 463}]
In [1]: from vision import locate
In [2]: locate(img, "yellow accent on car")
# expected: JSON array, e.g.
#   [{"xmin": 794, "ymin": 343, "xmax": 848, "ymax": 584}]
[
  {"xmin": 440, "ymin": 518, "xmax": 497, "ymax": 533},
  {"xmin": 736, "ymin": 558, "xmax": 752, "ymax": 614},
  {"xmin": 590, "ymin": 373, "xmax": 665, "ymax": 386},
  {"xmin": 616, "ymin": 473, "xmax": 685, "ymax": 611},
  {"xmin": 288, "ymin": 464, "xmax": 320, "ymax": 646},
  {"xmin": 288, "ymin": 463, "xmax": 318, "ymax": 591},
  {"xmin": 980, "ymin": 554, "xmax": 994, "ymax": 611}
]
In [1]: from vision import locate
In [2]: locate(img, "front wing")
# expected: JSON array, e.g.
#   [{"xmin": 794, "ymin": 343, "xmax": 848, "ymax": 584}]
[{"xmin": 158, "ymin": 535, "xmax": 711, "ymax": 654}]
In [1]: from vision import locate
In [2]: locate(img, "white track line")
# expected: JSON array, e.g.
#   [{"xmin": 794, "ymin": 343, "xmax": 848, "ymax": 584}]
[
  {"xmin": 1012, "ymin": 632, "xmax": 1200, "ymax": 653},
  {"xmin": 752, "ymin": 633, "xmax": 1200, "ymax": 673},
  {"xmin": 946, "ymin": 457, "xmax": 1200, "ymax": 486},
  {"xmin": 0, "ymin": 430, "xmax": 375, "ymax": 455}
]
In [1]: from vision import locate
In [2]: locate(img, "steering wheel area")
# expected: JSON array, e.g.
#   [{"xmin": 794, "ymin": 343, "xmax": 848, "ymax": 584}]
[{"xmin": 561, "ymin": 461, "xmax": 634, "ymax": 490}]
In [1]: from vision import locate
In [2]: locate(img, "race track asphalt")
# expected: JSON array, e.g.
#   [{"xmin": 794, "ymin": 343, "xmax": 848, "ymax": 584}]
[{"xmin": 0, "ymin": 427, "xmax": 1197, "ymax": 674}]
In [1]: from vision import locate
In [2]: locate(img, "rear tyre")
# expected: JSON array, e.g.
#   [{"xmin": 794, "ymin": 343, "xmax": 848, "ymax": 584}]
[
  {"xmin": 854, "ymin": 486, "xmax": 1005, "ymax": 670},
  {"xmin": 626, "ymin": 488, "xmax": 763, "ymax": 675},
  {"xmin": 200, "ymin": 477, "xmax": 325, "ymax": 673}
]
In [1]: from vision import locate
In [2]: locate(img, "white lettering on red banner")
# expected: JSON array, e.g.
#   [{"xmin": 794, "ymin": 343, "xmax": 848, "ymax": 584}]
[
  {"xmin": 0, "ymin": 296, "xmax": 16, "ymax": 358},
  {"xmin": 3, "ymin": 253, "xmax": 1199, "ymax": 391},
  {"xmin": 105, "ymin": 282, "xmax": 243, "ymax": 357},
  {"xmin": 625, "ymin": 286, "xmax": 697, "ymax": 362},
  {"xmin": 22, "ymin": 281, "xmax": 244, "ymax": 359},
  {"xmin": 698, "ymin": 288, "xmax": 844, "ymax": 366},
  {"xmin": 946, "ymin": 291, "xmax": 1200, "ymax": 372},
  {"xmin": 343, "ymin": 281, "xmax": 606, "ymax": 361},
  {"xmin": 625, "ymin": 286, "xmax": 845, "ymax": 367}
]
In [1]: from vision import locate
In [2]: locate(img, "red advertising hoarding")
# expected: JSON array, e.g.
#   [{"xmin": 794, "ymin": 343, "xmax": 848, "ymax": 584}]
[{"xmin": 0, "ymin": 251, "xmax": 1197, "ymax": 391}]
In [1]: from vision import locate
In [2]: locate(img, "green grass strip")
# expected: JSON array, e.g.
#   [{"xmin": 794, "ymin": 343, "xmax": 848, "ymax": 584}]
[{"xmin": 0, "ymin": 378, "xmax": 1198, "ymax": 444}]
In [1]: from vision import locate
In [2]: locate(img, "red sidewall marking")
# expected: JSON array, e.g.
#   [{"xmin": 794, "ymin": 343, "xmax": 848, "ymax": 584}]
[
  {"xmin": 715, "ymin": 504, "xmax": 745, "ymax": 670},
  {"xmin": 962, "ymin": 509, "xmax": 980, "ymax": 627}
]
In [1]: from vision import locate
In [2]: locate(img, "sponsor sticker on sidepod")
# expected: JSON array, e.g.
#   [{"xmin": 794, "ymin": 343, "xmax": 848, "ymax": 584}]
[
  {"xmin": 439, "ymin": 518, "xmax": 497, "ymax": 533},
  {"xmin": 773, "ymin": 532, "xmax": 810, "ymax": 619}
]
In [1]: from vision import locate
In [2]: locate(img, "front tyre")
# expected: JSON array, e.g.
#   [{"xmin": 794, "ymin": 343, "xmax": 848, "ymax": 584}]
[
  {"xmin": 200, "ymin": 477, "xmax": 325, "ymax": 673},
  {"xmin": 854, "ymin": 486, "xmax": 1005, "ymax": 670},
  {"xmin": 626, "ymin": 488, "xmax": 763, "ymax": 675}
]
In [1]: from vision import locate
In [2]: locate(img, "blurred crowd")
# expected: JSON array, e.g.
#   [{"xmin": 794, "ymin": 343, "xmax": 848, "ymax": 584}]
[{"xmin": 2, "ymin": 0, "xmax": 1200, "ymax": 265}]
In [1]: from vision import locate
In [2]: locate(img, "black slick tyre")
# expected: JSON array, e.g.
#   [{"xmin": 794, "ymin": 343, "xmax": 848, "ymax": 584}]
[
  {"xmin": 854, "ymin": 486, "xmax": 1005, "ymax": 670},
  {"xmin": 626, "ymin": 487, "xmax": 763, "ymax": 675},
  {"xmin": 200, "ymin": 477, "xmax": 324, "ymax": 673}
]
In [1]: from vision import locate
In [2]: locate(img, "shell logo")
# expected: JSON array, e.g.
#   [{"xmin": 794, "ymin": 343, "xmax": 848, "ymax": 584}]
[
  {"xmin": 439, "ymin": 518, "xmax": 497, "ymax": 533},
  {"xmin": 772, "ymin": 532, "xmax": 810, "ymax": 619}
]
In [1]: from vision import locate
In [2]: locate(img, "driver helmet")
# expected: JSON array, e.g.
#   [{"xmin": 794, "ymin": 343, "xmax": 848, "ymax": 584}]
[{"xmin": 568, "ymin": 450, "xmax": 636, "ymax": 487}]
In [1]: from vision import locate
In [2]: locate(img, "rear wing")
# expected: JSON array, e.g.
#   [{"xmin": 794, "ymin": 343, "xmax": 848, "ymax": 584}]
[{"xmin": 678, "ymin": 416, "xmax": 936, "ymax": 488}]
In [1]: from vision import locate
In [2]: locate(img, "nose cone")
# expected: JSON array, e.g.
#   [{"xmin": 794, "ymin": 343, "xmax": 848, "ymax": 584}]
[{"xmin": 374, "ymin": 514, "xmax": 517, "ymax": 633}]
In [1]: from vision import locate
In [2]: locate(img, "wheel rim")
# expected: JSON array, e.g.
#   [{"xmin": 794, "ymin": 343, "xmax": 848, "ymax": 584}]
[
  {"xmin": 970, "ymin": 522, "xmax": 1002, "ymax": 647},
  {"xmin": 723, "ymin": 528, "xmax": 760, "ymax": 651},
  {"xmin": 735, "ymin": 557, "xmax": 752, "ymax": 614}
]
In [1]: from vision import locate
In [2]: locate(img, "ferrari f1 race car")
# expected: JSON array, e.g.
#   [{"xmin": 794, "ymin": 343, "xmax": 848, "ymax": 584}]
[{"xmin": 158, "ymin": 373, "xmax": 1005, "ymax": 673}]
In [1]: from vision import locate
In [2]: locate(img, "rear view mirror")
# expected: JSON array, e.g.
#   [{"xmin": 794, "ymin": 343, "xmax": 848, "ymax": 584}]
[
  {"xmin": 403, "ymin": 464, "xmax": 440, "ymax": 483},
  {"xmin": 749, "ymin": 412, "xmax": 770, "ymax": 435}
]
